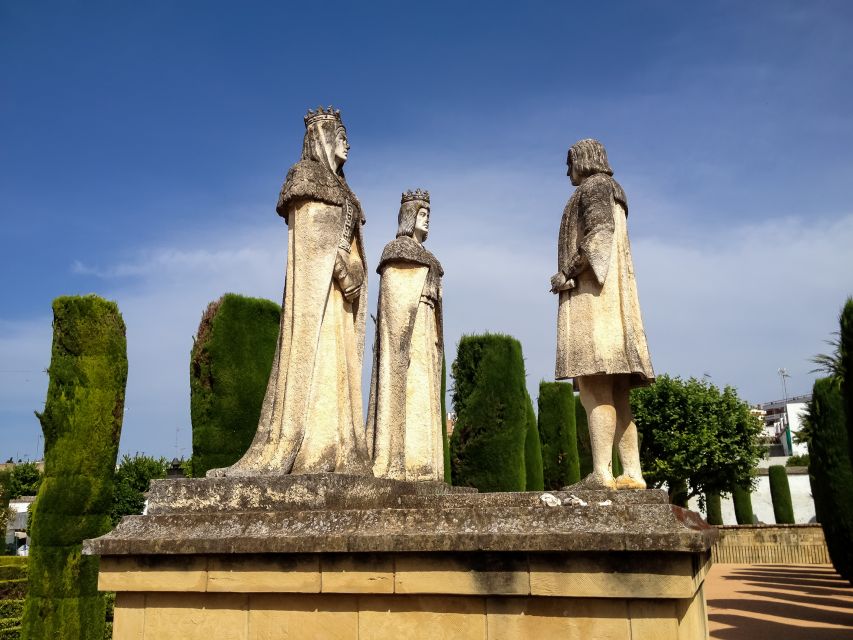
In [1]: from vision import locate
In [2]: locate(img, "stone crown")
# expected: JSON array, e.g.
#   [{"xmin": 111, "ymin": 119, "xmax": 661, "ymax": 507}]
[
  {"xmin": 304, "ymin": 105, "xmax": 342, "ymax": 127},
  {"xmin": 401, "ymin": 189, "xmax": 430, "ymax": 204}
]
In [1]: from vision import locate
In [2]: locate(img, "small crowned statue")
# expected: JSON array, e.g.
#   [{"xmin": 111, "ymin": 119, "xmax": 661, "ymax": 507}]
[
  {"xmin": 367, "ymin": 189, "xmax": 445, "ymax": 481},
  {"xmin": 210, "ymin": 106, "xmax": 372, "ymax": 477},
  {"xmin": 550, "ymin": 139, "xmax": 654, "ymax": 490}
]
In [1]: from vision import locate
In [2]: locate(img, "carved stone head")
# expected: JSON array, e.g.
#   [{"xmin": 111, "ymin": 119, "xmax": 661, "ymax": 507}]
[
  {"xmin": 301, "ymin": 106, "xmax": 348, "ymax": 175},
  {"xmin": 567, "ymin": 139, "xmax": 613, "ymax": 186},
  {"xmin": 397, "ymin": 189, "xmax": 431, "ymax": 242}
]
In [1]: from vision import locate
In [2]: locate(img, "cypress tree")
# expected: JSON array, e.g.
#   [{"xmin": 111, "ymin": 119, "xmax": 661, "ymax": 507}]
[
  {"xmin": 22, "ymin": 295, "xmax": 126, "ymax": 639},
  {"xmin": 669, "ymin": 479, "xmax": 688, "ymax": 508},
  {"xmin": 575, "ymin": 397, "xmax": 593, "ymax": 477},
  {"xmin": 768, "ymin": 465, "xmax": 795, "ymax": 524},
  {"xmin": 840, "ymin": 298, "xmax": 853, "ymax": 466},
  {"xmin": 732, "ymin": 485, "xmax": 754, "ymax": 525},
  {"xmin": 808, "ymin": 377, "xmax": 853, "ymax": 582},
  {"xmin": 524, "ymin": 396, "xmax": 544, "ymax": 491},
  {"xmin": 190, "ymin": 294, "xmax": 280, "ymax": 477},
  {"xmin": 449, "ymin": 334, "xmax": 530, "ymax": 491},
  {"xmin": 441, "ymin": 357, "xmax": 451, "ymax": 484},
  {"xmin": 537, "ymin": 382, "xmax": 580, "ymax": 489},
  {"xmin": 705, "ymin": 490, "xmax": 723, "ymax": 525}
]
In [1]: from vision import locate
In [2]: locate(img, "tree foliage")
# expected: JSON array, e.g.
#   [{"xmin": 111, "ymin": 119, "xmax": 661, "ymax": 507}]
[
  {"xmin": 630, "ymin": 374, "xmax": 762, "ymax": 504},
  {"xmin": 110, "ymin": 455, "xmax": 168, "ymax": 526},
  {"xmin": 440, "ymin": 357, "xmax": 451, "ymax": 484},
  {"xmin": 7, "ymin": 464, "xmax": 41, "ymax": 500},
  {"xmin": 449, "ymin": 334, "xmax": 532, "ymax": 491},
  {"xmin": 768, "ymin": 465, "xmax": 795, "ymax": 524},
  {"xmin": 841, "ymin": 298, "xmax": 853, "ymax": 467},
  {"xmin": 537, "ymin": 382, "xmax": 580, "ymax": 489},
  {"xmin": 807, "ymin": 377, "xmax": 853, "ymax": 582},
  {"xmin": 22, "ymin": 295, "xmax": 126, "ymax": 640},
  {"xmin": 190, "ymin": 294, "xmax": 280, "ymax": 477}
]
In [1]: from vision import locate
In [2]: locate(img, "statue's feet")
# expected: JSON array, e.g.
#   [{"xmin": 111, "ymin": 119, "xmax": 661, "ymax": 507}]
[
  {"xmin": 615, "ymin": 474, "xmax": 647, "ymax": 490},
  {"xmin": 575, "ymin": 471, "xmax": 617, "ymax": 490}
]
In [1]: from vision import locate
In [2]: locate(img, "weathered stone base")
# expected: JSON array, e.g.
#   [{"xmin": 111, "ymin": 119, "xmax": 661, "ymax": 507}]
[
  {"xmin": 103, "ymin": 551, "xmax": 710, "ymax": 639},
  {"xmin": 86, "ymin": 476, "xmax": 715, "ymax": 639}
]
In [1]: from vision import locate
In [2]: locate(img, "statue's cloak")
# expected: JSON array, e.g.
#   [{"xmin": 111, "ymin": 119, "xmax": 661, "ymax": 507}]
[
  {"xmin": 220, "ymin": 157, "xmax": 371, "ymax": 475},
  {"xmin": 556, "ymin": 173, "xmax": 654, "ymax": 387},
  {"xmin": 366, "ymin": 236, "xmax": 444, "ymax": 481}
]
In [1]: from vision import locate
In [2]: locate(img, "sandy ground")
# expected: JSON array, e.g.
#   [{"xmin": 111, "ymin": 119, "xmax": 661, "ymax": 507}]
[{"xmin": 705, "ymin": 564, "xmax": 853, "ymax": 639}]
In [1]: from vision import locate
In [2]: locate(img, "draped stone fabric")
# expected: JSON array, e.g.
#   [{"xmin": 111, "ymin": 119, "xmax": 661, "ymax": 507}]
[
  {"xmin": 555, "ymin": 172, "xmax": 654, "ymax": 387},
  {"xmin": 210, "ymin": 119, "xmax": 371, "ymax": 477},
  {"xmin": 367, "ymin": 236, "xmax": 444, "ymax": 481}
]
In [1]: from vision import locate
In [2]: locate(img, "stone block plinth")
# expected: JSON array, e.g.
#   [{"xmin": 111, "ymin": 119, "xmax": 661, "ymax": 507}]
[{"xmin": 84, "ymin": 475, "xmax": 715, "ymax": 639}]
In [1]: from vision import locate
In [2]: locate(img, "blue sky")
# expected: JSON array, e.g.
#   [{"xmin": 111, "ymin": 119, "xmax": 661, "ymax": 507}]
[{"xmin": 2, "ymin": 1, "xmax": 852, "ymax": 460}]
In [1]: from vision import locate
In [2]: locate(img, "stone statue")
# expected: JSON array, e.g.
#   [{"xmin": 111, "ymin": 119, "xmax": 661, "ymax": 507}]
[
  {"xmin": 366, "ymin": 189, "xmax": 445, "ymax": 481},
  {"xmin": 550, "ymin": 139, "xmax": 654, "ymax": 490},
  {"xmin": 211, "ymin": 106, "xmax": 372, "ymax": 476}
]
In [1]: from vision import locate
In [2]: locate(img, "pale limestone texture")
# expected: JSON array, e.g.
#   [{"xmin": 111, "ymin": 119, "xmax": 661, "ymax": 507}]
[
  {"xmin": 211, "ymin": 107, "xmax": 371, "ymax": 477},
  {"xmin": 367, "ymin": 191, "xmax": 444, "ymax": 481},
  {"xmin": 551, "ymin": 139, "xmax": 653, "ymax": 490}
]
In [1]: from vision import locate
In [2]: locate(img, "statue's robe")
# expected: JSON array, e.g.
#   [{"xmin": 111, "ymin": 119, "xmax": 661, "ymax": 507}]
[
  {"xmin": 214, "ymin": 158, "xmax": 372, "ymax": 476},
  {"xmin": 556, "ymin": 172, "xmax": 654, "ymax": 387},
  {"xmin": 367, "ymin": 236, "xmax": 444, "ymax": 481}
]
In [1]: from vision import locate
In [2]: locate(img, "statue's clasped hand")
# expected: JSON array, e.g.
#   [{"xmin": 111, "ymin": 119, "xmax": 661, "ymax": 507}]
[
  {"xmin": 334, "ymin": 248, "xmax": 364, "ymax": 303},
  {"xmin": 549, "ymin": 272, "xmax": 576, "ymax": 294}
]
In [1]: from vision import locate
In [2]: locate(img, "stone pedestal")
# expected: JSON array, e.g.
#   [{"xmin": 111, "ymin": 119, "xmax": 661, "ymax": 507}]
[{"xmin": 84, "ymin": 475, "xmax": 715, "ymax": 639}]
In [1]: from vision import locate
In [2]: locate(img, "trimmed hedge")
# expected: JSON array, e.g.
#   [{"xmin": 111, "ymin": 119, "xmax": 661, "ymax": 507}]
[
  {"xmin": 441, "ymin": 357, "xmax": 451, "ymax": 484},
  {"xmin": 537, "ymin": 382, "xmax": 580, "ymax": 489},
  {"xmin": 808, "ymin": 377, "xmax": 853, "ymax": 582},
  {"xmin": 705, "ymin": 490, "xmax": 723, "ymax": 525},
  {"xmin": 768, "ymin": 465, "xmax": 795, "ymax": 524},
  {"xmin": 191, "ymin": 294, "xmax": 280, "ymax": 477},
  {"xmin": 22, "ymin": 295, "xmax": 126, "ymax": 640},
  {"xmin": 732, "ymin": 485, "xmax": 754, "ymax": 525},
  {"xmin": 450, "ymin": 334, "xmax": 531, "ymax": 491},
  {"xmin": 575, "ymin": 397, "xmax": 592, "ymax": 477},
  {"xmin": 524, "ymin": 397, "xmax": 544, "ymax": 492}
]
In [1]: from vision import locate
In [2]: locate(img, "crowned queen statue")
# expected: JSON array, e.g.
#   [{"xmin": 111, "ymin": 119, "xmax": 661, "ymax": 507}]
[
  {"xmin": 210, "ymin": 107, "xmax": 372, "ymax": 477},
  {"xmin": 367, "ymin": 189, "xmax": 445, "ymax": 481}
]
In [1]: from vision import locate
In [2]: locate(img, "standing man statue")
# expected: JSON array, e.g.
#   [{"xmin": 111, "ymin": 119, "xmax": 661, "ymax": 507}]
[{"xmin": 550, "ymin": 139, "xmax": 654, "ymax": 490}]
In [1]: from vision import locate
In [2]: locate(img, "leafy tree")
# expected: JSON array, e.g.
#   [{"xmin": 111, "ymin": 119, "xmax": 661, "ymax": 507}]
[
  {"xmin": 191, "ymin": 294, "xmax": 280, "ymax": 477},
  {"xmin": 8, "ymin": 463, "xmax": 42, "ymax": 499},
  {"xmin": 22, "ymin": 295, "xmax": 126, "ymax": 640},
  {"xmin": 537, "ymin": 382, "xmax": 580, "ymax": 489},
  {"xmin": 630, "ymin": 374, "xmax": 762, "ymax": 506},
  {"xmin": 450, "ymin": 334, "xmax": 531, "ymax": 491},
  {"xmin": 110, "ymin": 455, "xmax": 169, "ymax": 526},
  {"xmin": 841, "ymin": 298, "xmax": 853, "ymax": 466}
]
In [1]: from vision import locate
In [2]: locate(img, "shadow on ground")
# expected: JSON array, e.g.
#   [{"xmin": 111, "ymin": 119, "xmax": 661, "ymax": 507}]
[{"xmin": 706, "ymin": 564, "xmax": 853, "ymax": 640}]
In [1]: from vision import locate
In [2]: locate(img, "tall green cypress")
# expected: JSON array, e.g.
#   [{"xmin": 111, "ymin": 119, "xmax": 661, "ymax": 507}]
[
  {"xmin": 575, "ymin": 397, "xmax": 593, "ymax": 477},
  {"xmin": 537, "ymin": 382, "xmax": 580, "ymax": 489},
  {"xmin": 449, "ymin": 334, "xmax": 530, "ymax": 491},
  {"xmin": 732, "ymin": 485, "xmax": 754, "ymax": 525},
  {"xmin": 840, "ymin": 298, "xmax": 853, "ymax": 466},
  {"xmin": 524, "ymin": 396, "xmax": 544, "ymax": 491},
  {"xmin": 22, "ymin": 296, "xmax": 126, "ymax": 639},
  {"xmin": 441, "ymin": 356, "xmax": 451, "ymax": 484},
  {"xmin": 705, "ymin": 490, "xmax": 723, "ymax": 525},
  {"xmin": 190, "ymin": 294, "xmax": 280, "ymax": 477},
  {"xmin": 768, "ymin": 465, "xmax": 795, "ymax": 524},
  {"xmin": 808, "ymin": 377, "xmax": 853, "ymax": 582}
]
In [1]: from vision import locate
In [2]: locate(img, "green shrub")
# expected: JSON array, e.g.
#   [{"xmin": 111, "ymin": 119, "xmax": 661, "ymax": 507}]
[
  {"xmin": 575, "ymin": 397, "xmax": 592, "ymax": 477},
  {"xmin": 524, "ymin": 397, "xmax": 544, "ymax": 492},
  {"xmin": 21, "ymin": 295, "xmax": 126, "ymax": 640},
  {"xmin": 537, "ymin": 382, "xmax": 580, "ymax": 489},
  {"xmin": 732, "ymin": 485, "xmax": 754, "ymax": 524},
  {"xmin": 7, "ymin": 464, "xmax": 41, "ymax": 501},
  {"xmin": 449, "ymin": 334, "xmax": 531, "ymax": 491},
  {"xmin": 768, "ymin": 465, "xmax": 795, "ymax": 524},
  {"xmin": 841, "ymin": 298, "xmax": 853, "ymax": 466},
  {"xmin": 808, "ymin": 377, "xmax": 853, "ymax": 582},
  {"xmin": 191, "ymin": 294, "xmax": 280, "ymax": 477},
  {"xmin": 110, "ymin": 455, "xmax": 168, "ymax": 526},
  {"xmin": 705, "ymin": 490, "xmax": 723, "ymax": 525},
  {"xmin": 786, "ymin": 453, "xmax": 810, "ymax": 467}
]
